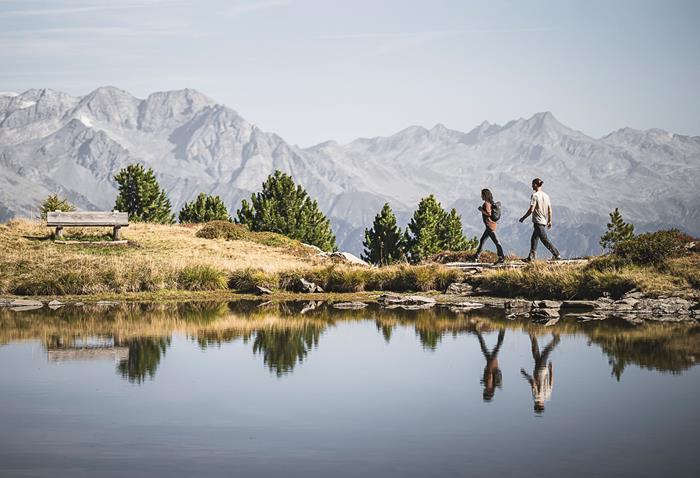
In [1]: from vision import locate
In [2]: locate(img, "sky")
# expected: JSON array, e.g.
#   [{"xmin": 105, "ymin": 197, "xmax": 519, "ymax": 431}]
[{"xmin": 0, "ymin": 0, "xmax": 699, "ymax": 146}]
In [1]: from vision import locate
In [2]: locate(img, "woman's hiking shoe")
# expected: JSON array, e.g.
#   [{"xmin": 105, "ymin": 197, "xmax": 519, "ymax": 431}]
[{"xmin": 494, "ymin": 258, "xmax": 505, "ymax": 265}]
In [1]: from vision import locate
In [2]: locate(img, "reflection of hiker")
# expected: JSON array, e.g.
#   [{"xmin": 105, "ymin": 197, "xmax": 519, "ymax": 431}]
[
  {"xmin": 519, "ymin": 178, "xmax": 561, "ymax": 262},
  {"xmin": 521, "ymin": 333, "xmax": 560, "ymax": 414},
  {"xmin": 477, "ymin": 329, "xmax": 505, "ymax": 402},
  {"xmin": 475, "ymin": 188, "xmax": 505, "ymax": 264}
]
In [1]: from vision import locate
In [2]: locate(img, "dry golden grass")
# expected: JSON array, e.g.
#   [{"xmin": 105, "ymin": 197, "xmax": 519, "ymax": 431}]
[
  {"xmin": 0, "ymin": 220, "xmax": 463, "ymax": 297},
  {"xmin": 0, "ymin": 219, "xmax": 324, "ymax": 295},
  {"xmin": 475, "ymin": 253, "xmax": 699, "ymax": 299}
]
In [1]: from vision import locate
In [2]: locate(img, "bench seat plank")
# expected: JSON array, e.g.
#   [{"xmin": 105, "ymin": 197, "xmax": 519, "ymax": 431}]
[{"xmin": 47, "ymin": 212, "xmax": 129, "ymax": 227}]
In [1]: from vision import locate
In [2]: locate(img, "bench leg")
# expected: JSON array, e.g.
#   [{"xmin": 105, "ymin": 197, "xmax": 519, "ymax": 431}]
[
  {"xmin": 113, "ymin": 226, "xmax": 121, "ymax": 241},
  {"xmin": 55, "ymin": 227, "xmax": 63, "ymax": 240}
]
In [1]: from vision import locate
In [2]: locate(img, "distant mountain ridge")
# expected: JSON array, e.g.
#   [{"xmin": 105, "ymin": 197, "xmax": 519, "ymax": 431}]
[{"xmin": 1, "ymin": 86, "xmax": 699, "ymax": 256}]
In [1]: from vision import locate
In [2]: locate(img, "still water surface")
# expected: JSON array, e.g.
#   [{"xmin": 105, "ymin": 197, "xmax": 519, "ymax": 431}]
[{"xmin": 0, "ymin": 302, "xmax": 699, "ymax": 477}]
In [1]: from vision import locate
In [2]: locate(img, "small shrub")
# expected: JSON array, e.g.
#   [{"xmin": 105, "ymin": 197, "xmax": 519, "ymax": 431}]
[
  {"xmin": 324, "ymin": 267, "xmax": 368, "ymax": 292},
  {"xmin": 229, "ymin": 268, "xmax": 278, "ymax": 292},
  {"xmin": 39, "ymin": 194, "xmax": 76, "ymax": 220},
  {"xmin": 177, "ymin": 265, "xmax": 227, "ymax": 291},
  {"xmin": 613, "ymin": 229, "xmax": 694, "ymax": 265},
  {"xmin": 196, "ymin": 221, "xmax": 248, "ymax": 240},
  {"xmin": 586, "ymin": 254, "xmax": 630, "ymax": 272}
]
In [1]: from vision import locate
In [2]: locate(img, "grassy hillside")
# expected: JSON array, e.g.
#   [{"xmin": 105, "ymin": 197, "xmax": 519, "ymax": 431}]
[{"xmin": 0, "ymin": 220, "xmax": 325, "ymax": 295}]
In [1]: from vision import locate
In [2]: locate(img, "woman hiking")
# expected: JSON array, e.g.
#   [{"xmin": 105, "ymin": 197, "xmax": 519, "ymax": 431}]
[{"xmin": 474, "ymin": 188, "xmax": 505, "ymax": 264}]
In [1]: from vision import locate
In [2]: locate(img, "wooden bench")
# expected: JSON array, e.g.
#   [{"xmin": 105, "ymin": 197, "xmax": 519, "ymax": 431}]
[{"xmin": 47, "ymin": 211, "xmax": 129, "ymax": 241}]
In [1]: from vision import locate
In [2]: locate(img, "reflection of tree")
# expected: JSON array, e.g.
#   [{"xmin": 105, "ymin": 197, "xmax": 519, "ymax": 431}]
[
  {"xmin": 375, "ymin": 320, "xmax": 394, "ymax": 343},
  {"xmin": 416, "ymin": 329, "xmax": 442, "ymax": 350},
  {"xmin": 117, "ymin": 337, "xmax": 171, "ymax": 384},
  {"xmin": 252, "ymin": 325, "xmax": 322, "ymax": 377},
  {"xmin": 595, "ymin": 327, "xmax": 700, "ymax": 380}
]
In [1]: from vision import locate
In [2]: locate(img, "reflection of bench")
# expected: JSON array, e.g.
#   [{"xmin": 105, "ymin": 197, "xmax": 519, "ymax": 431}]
[{"xmin": 47, "ymin": 211, "xmax": 129, "ymax": 240}]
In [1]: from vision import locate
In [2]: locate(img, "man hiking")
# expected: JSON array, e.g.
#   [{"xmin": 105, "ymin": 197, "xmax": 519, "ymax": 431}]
[
  {"xmin": 475, "ymin": 188, "xmax": 505, "ymax": 264},
  {"xmin": 519, "ymin": 178, "xmax": 561, "ymax": 262}
]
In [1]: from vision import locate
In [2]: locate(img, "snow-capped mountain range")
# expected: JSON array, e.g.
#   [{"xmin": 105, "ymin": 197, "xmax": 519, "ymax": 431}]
[{"xmin": 1, "ymin": 86, "xmax": 699, "ymax": 256}]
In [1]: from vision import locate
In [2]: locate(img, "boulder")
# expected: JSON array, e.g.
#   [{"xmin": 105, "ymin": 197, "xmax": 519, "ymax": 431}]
[
  {"xmin": 294, "ymin": 278, "xmax": 320, "ymax": 293},
  {"xmin": 10, "ymin": 299, "xmax": 43, "ymax": 308},
  {"xmin": 318, "ymin": 251, "xmax": 369, "ymax": 267},
  {"xmin": 561, "ymin": 300, "xmax": 597, "ymax": 310},
  {"xmin": 48, "ymin": 300, "xmax": 63, "ymax": 310},
  {"xmin": 444, "ymin": 301, "xmax": 485, "ymax": 309},
  {"xmin": 622, "ymin": 290, "xmax": 646, "ymax": 300},
  {"xmin": 254, "ymin": 286, "xmax": 273, "ymax": 296},
  {"xmin": 532, "ymin": 308, "xmax": 560, "ymax": 319},
  {"xmin": 95, "ymin": 300, "xmax": 119, "ymax": 306},
  {"xmin": 505, "ymin": 299, "xmax": 530, "ymax": 310},
  {"xmin": 534, "ymin": 300, "xmax": 562, "ymax": 309},
  {"xmin": 377, "ymin": 294, "xmax": 436, "ymax": 309},
  {"xmin": 332, "ymin": 302, "xmax": 368, "ymax": 310},
  {"xmin": 446, "ymin": 282, "xmax": 474, "ymax": 295}
]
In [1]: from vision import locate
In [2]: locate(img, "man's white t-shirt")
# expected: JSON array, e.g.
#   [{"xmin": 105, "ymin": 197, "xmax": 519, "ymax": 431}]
[{"xmin": 530, "ymin": 190, "xmax": 551, "ymax": 225}]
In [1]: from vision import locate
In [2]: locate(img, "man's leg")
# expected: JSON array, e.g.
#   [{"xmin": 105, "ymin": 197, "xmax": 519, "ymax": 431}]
[
  {"xmin": 536, "ymin": 224, "xmax": 560, "ymax": 258},
  {"xmin": 528, "ymin": 225, "xmax": 539, "ymax": 260},
  {"xmin": 489, "ymin": 230, "xmax": 505, "ymax": 259}
]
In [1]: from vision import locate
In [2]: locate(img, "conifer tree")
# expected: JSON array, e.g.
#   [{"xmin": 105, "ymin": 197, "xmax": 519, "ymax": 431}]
[
  {"xmin": 406, "ymin": 195, "xmax": 447, "ymax": 263},
  {"xmin": 600, "ymin": 208, "xmax": 635, "ymax": 251},
  {"xmin": 114, "ymin": 164, "xmax": 174, "ymax": 224},
  {"xmin": 362, "ymin": 203, "xmax": 406, "ymax": 265},
  {"xmin": 39, "ymin": 194, "xmax": 75, "ymax": 220},
  {"xmin": 178, "ymin": 193, "xmax": 231, "ymax": 223},
  {"xmin": 236, "ymin": 170, "xmax": 336, "ymax": 251},
  {"xmin": 441, "ymin": 208, "xmax": 471, "ymax": 251}
]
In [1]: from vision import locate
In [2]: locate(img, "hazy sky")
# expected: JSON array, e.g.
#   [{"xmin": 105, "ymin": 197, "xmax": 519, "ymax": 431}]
[{"xmin": 1, "ymin": 0, "xmax": 698, "ymax": 146}]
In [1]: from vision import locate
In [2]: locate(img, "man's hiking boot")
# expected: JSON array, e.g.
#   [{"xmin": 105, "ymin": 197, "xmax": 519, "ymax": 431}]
[
  {"xmin": 552, "ymin": 255, "xmax": 562, "ymax": 261},
  {"xmin": 523, "ymin": 257, "xmax": 533, "ymax": 263}
]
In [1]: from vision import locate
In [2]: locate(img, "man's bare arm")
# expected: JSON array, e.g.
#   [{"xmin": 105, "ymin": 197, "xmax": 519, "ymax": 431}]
[
  {"xmin": 547, "ymin": 205, "xmax": 553, "ymax": 228},
  {"xmin": 519, "ymin": 206, "xmax": 533, "ymax": 223}
]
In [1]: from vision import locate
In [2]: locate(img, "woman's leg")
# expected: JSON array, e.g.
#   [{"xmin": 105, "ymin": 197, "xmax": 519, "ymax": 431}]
[
  {"xmin": 489, "ymin": 230, "xmax": 505, "ymax": 259},
  {"xmin": 475, "ymin": 228, "xmax": 489, "ymax": 256}
]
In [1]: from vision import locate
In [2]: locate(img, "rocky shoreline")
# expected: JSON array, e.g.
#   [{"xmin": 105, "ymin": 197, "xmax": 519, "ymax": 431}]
[{"xmin": 2, "ymin": 288, "xmax": 699, "ymax": 324}]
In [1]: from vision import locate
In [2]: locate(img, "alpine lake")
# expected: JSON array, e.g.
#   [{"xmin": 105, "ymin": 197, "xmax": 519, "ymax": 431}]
[{"xmin": 0, "ymin": 300, "xmax": 698, "ymax": 478}]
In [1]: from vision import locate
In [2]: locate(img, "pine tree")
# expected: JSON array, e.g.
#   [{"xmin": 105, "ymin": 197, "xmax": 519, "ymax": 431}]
[
  {"xmin": 114, "ymin": 164, "xmax": 174, "ymax": 224},
  {"xmin": 406, "ymin": 195, "xmax": 447, "ymax": 263},
  {"xmin": 600, "ymin": 208, "xmax": 635, "ymax": 251},
  {"xmin": 362, "ymin": 203, "xmax": 406, "ymax": 265},
  {"xmin": 236, "ymin": 170, "xmax": 336, "ymax": 251},
  {"xmin": 441, "ymin": 208, "xmax": 470, "ymax": 251},
  {"xmin": 178, "ymin": 193, "xmax": 231, "ymax": 223},
  {"xmin": 39, "ymin": 194, "xmax": 75, "ymax": 220}
]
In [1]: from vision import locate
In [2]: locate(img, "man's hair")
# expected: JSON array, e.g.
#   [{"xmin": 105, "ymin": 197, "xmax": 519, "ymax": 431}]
[{"xmin": 532, "ymin": 178, "xmax": 544, "ymax": 188}]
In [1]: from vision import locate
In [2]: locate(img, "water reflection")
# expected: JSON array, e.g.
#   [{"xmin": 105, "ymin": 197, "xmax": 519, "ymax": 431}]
[
  {"xmin": 117, "ymin": 337, "xmax": 171, "ymax": 384},
  {"xmin": 521, "ymin": 333, "xmax": 560, "ymax": 414},
  {"xmin": 0, "ymin": 302, "xmax": 698, "ymax": 392},
  {"xmin": 476, "ymin": 329, "xmax": 505, "ymax": 402},
  {"xmin": 252, "ymin": 326, "xmax": 323, "ymax": 377}
]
